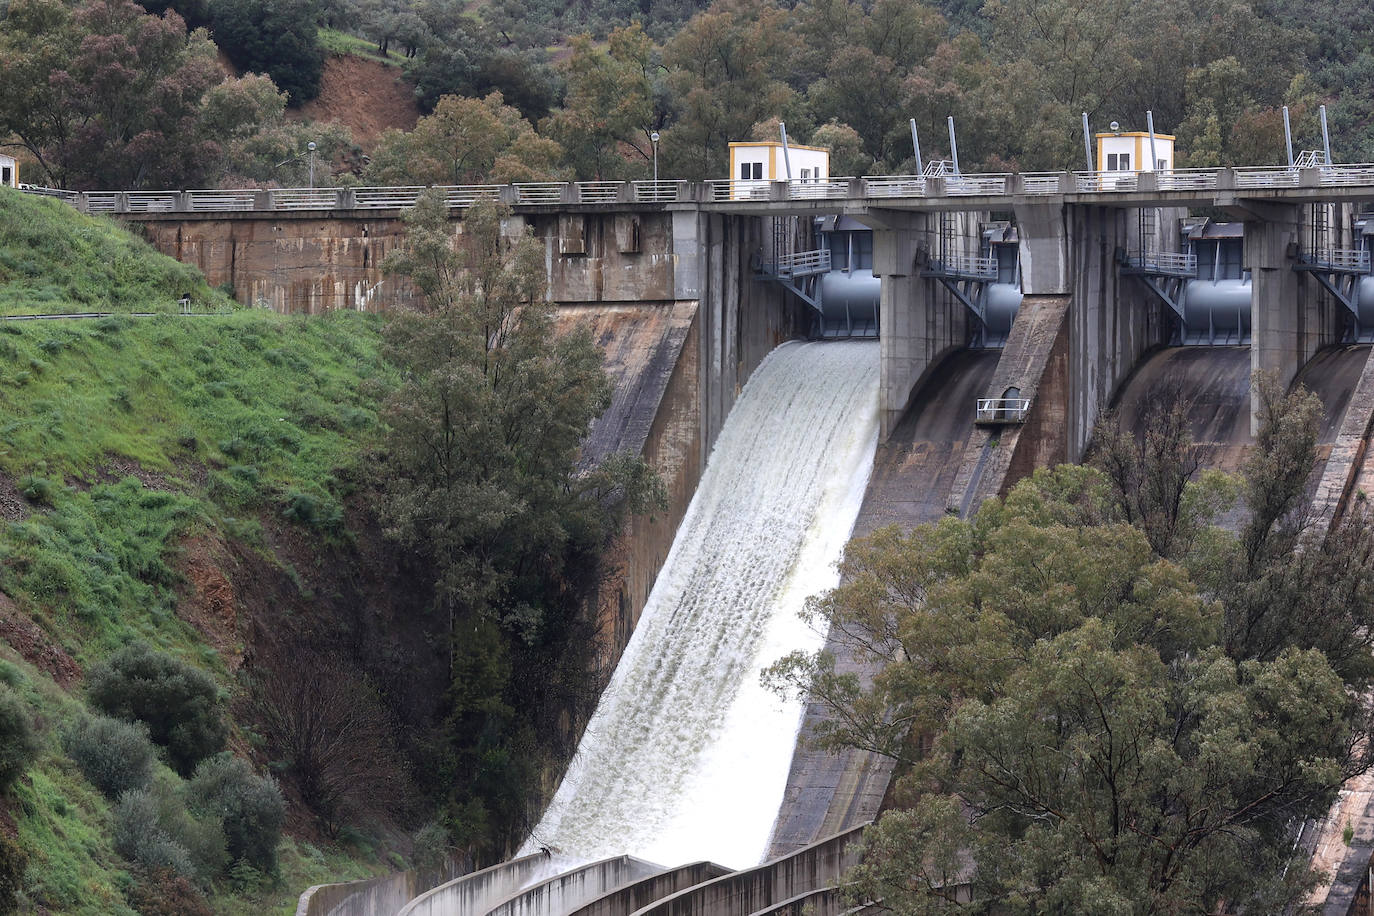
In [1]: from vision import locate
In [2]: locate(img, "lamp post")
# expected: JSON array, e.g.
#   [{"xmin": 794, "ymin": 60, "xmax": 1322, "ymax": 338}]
[
  {"xmin": 307, "ymin": 141, "xmax": 317, "ymax": 189},
  {"xmin": 651, "ymin": 131, "xmax": 660, "ymax": 184}
]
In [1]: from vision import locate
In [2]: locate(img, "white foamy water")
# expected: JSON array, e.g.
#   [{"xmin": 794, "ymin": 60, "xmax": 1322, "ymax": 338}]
[{"xmin": 522, "ymin": 340, "xmax": 879, "ymax": 869}]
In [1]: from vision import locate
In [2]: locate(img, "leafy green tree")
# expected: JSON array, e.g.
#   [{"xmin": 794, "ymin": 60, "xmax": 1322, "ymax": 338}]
[
  {"xmin": 88, "ymin": 641, "xmax": 227, "ymax": 776},
  {"xmin": 767, "ymin": 378, "xmax": 1374, "ymax": 911},
  {"xmin": 0, "ymin": 0, "xmax": 305, "ymax": 188},
  {"xmin": 809, "ymin": 120, "xmax": 868, "ymax": 176},
  {"xmin": 210, "ymin": 0, "xmax": 324, "ymax": 105},
  {"xmin": 365, "ymin": 92, "xmax": 561, "ymax": 186},
  {"xmin": 766, "ymin": 465, "xmax": 1368, "ymax": 912},
  {"xmin": 545, "ymin": 25, "xmax": 658, "ymax": 180},
  {"xmin": 661, "ymin": 0, "xmax": 800, "ymax": 178},
  {"xmin": 0, "ymin": 686, "xmax": 36, "ymax": 794},
  {"xmin": 187, "ymin": 754, "xmax": 285, "ymax": 874},
  {"xmin": 380, "ymin": 192, "xmax": 661, "ymax": 854}
]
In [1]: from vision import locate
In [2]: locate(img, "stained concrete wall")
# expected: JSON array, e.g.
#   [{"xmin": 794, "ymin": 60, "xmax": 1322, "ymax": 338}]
[
  {"xmin": 1245, "ymin": 204, "xmax": 1347, "ymax": 416},
  {"xmin": 945, "ymin": 295, "xmax": 1072, "ymax": 516},
  {"xmin": 630, "ymin": 825, "xmax": 867, "ymax": 916},
  {"xmin": 865, "ymin": 211, "xmax": 975, "ymax": 437},
  {"xmin": 566, "ymin": 862, "xmax": 731, "ymax": 916},
  {"xmin": 397, "ymin": 854, "xmax": 567, "ymax": 916},
  {"xmin": 1061, "ymin": 205, "xmax": 1172, "ymax": 461},
  {"xmin": 137, "ymin": 210, "xmax": 684, "ymax": 312},
  {"xmin": 296, "ymin": 856, "xmax": 468, "ymax": 916},
  {"xmin": 484, "ymin": 856, "xmax": 663, "ymax": 916}
]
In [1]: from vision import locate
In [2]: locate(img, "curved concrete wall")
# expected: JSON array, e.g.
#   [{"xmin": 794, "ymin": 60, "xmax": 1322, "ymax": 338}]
[
  {"xmin": 397, "ymin": 853, "xmax": 566, "ymax": 916},
  {"xmin": 295, "ymin": 856, "xmax": 468, "ymax": 916},
  {"xmin": 629, "ymin": 824, "xmax": 867, "ymax": 916},
  {"xmin": 485, "ymin": 856, "xmax": 662, "ymax": 916},
  {"xmin": 566, "ymin": 862, "xmax": 731, "ymax": 916},
  {"xmin": 747, "ymin": 886, "xmax": 847, "ymax": 916}
]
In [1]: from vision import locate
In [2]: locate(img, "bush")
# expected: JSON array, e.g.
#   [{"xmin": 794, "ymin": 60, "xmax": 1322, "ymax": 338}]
[
  {"xmin": 0, "ymin": 832, "xmax": 26, "ymax": 915},
  {"xmin": 188, "ymin": 754, "xmax": 284, "ymax": 874},
  {"xmin": 0, "ymin": 686, "xmax": 37, "ymax": 793},
  {"xmin": 63, "ymin": 715, "xmax": 155, "ymax": 798},
  {"xmin": 113, "ymin": 780, "xmax": 228, "ymax": 886},
  {"xmin": 87, "ymin": 642, "xmax": 227, "ymax": 776},
  {"xmin": 124, "ymin": 867, "xmax": 213, "ymax": 916},
  {"xmin": 113, "ymin": 789, "xmax": 197, "ymax": 880}
]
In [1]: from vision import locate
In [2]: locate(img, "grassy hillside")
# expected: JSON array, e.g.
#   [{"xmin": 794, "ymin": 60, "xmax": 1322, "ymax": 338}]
[
  {"xmin": 0, "ymin": 191, "xmax": 402, "ymax": 913},
  {"xmin": 0, "ymin": 189, "xmax": 235, "ymax": 317}
]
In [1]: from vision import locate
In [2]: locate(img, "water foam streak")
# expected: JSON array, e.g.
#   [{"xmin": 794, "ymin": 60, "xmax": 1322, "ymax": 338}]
[{"xmin": 523, "ymin": 340, "xmax": 880, "ymax": 868}]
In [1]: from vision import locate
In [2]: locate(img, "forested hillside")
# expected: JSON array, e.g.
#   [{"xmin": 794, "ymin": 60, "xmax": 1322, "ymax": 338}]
[
  {"xmin": 3, "ymin": 0, "xmax": 1372, "ymax": 190},
  {"xmin": 0, "ymin": 189, "xmax": 649, "ymax": 913}
]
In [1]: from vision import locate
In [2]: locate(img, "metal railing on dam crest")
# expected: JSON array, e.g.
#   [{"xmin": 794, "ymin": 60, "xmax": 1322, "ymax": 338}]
[{"xmin": 20, "ymin": 160, "xmax": 1374, "ymax": 218}]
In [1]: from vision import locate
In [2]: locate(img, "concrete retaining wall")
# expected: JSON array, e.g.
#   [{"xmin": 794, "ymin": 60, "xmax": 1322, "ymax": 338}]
[
  {"xmin": 296, "ymin": 856, "xmax": 468, "ymax": 916},
  {"xmin": 566, "ymin": 862, "xmax": 731, "ymax": 916},
  {"xmin": 397, "ymin": 854, "xmax": 567, "ymax": 916},
  {"xmin": 485, "ymin": 856, "xmax": 662, "ymax": 916},
  {"xmin": 630, "ymin": 825, "xmax": 867, "ymax": 916}
]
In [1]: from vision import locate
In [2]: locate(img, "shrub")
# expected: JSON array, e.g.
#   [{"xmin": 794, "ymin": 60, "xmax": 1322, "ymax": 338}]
[
  {"xmin": 0, "ymin": 686, "xmax": 37, "ymax": 793},
  {"xmin": 113, "ymin": 789, "xmax": 197, "ymax": 879},
  {"xmin": 0, "ymin": 832, "xmax": 26, "ymax": 915},
  {"xmin": 188, "ymin": 754, "xmax": 284, "ymax": 874},
  {"xmin": 124, "ymin": 867, "xmax": 213, "ymax": 916},
  {"xmin": 63, "ymin": 715, "xmax": 155, "ymax": 798},
  {"xmin": 113, "ymin": 780, "xmax": 227, "ymax": 886},
  {"xmin": 87, "ymin": 642, "xmax": 227, "ymax": 776}
]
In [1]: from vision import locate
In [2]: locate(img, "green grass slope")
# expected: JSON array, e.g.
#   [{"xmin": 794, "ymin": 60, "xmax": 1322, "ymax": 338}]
[
  {"xmin": 0, "ymin": 188, "xmax": 236, "ymax": 316},
  {"xmin": 0, "ymin": 193, "xmax": 399, "ymax": 913}
]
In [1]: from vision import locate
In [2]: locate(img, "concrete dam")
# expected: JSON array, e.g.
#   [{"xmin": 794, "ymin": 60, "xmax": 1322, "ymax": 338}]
[{"xmin": 99, "ymin": 176, "xmax": 1374, "ymax": 914}]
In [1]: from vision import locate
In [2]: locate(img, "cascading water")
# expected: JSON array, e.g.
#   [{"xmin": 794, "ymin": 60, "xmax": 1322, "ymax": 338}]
[{"xmin": 523, "ymin": 340, "xmax": 880, "ymax": 869}]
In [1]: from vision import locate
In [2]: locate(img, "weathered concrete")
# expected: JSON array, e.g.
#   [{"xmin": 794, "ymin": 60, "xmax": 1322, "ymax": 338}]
[
  {"xmin": 396, "ymin": 853, "xmax": 565, "ymax": 916},
  {"xmin": 138, "ymin": 211, "xmax": 688, "ymax": 312},
  {"xmin": 1312, "ymin": 347, "xmax": 1374, "ymax": 529},
  {"xmin": 295, "ymin": 856, "xmax": 468, "ymax": 916},
  {"xmin": 946, "ymin": 296, "xmax": 1071, "ymax": 517},
  {"xmin": 632, "ymin": 825, "xmax": 866, "ymax": 916},
  {"xmin": 1013, "ymin": 203, "xmax": 1069, "ymax": 295},
  {"xmin": 1063, "ymin": 205, "xmax": 1172, "ymax": 461},
  {"xmin": 566, "ymin": 862, "xmax": 732, "ymax": 916},
  {"xmin": 567, "ymin": 304, "xmax": 703, "ymax": 672},
  {"xmin": 484, "ymin": 856, "xmax": 663, "ymax": 916},
  {"xmin": 864, "ymin": 211, "xmax": 975, "ymax": 437}
]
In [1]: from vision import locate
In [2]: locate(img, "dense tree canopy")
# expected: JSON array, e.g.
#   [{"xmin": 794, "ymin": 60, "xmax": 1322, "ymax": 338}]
[
  {"xmin": 379, "ymin": 192, "xmax": 662, "ymax": 855},
  {"xmin": 210, "ymin": 0, "xmax": 325, "ymax": 105},
  {"xmin": 765, "ymin": 383, "xmax": 1374, "ymax": 912}
]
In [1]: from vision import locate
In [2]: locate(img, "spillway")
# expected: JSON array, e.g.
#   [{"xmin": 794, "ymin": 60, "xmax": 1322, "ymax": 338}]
[
  {"xmin": 524, "ymin": 340, "xmax": 881, "ymax": 869},
  {"xmin": 1110, "ymin": 347, "xmax": 1254, "ymax": 471}
]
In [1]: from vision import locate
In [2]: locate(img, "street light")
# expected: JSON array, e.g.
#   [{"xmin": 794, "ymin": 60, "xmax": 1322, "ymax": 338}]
[
  {"xmin": 651, "ymin": 131, "xmax": 660, "ymax": 183},
  {"xmin": 307, "ymin": 141, "xmax": 317, "ymax": 189}
]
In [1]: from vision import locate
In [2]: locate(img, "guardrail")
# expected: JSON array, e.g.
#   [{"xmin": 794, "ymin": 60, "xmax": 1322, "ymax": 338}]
[
  {"xmin": 633, "ymin": 180, "xmax": 680, "ymax": 202},
  {"xmin": 1075, "ymin": 171, "xmax": 1138, "ymax": 192},
  {"xmin": 864, "ymin": 175, "xmax": 926, "ymax": 197},
  {"xmin": 352, "ymin": 186, "xmax": 425, "ymax": 209},
  {"xmin": 932, "ymin": 254, "xmax": 998, "ymax": 278},
  {"xmin": 1130, "ymin": 250, "xmax": 1198, "ymax": 274},
  {"xmin": 1234, "ymin": 167, "xmax": 1298, "ymax": 189},
  {"xmin": 976, "ymin": 397, "xmax": 1031, "ymax": 424},
  {"xmin": 1020, "ymin": 172, "xmax": 1064, "ymax": 195},
  {"xmin": 1307, "ymin": 248, "xmax": 1373, "ymax": 272},
  {"xmin": 946, "ymin": 173, "xmax": 1010, "ymax": 196},
  {"xmin": 1156, "ymin": 168, "xmax": 1219, "ymax": 191},
  {"xmin": 26, "ymin": 161, "xmax": 1374, "ymax": 217},
  {"xmin": 766, "ymin": 248, "xmax": 832, "ymax": 278}
]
